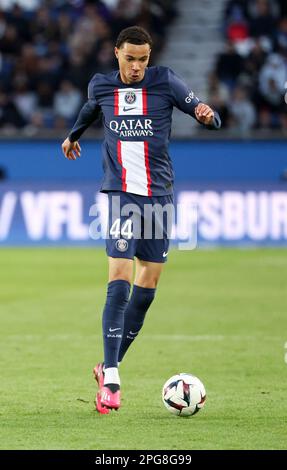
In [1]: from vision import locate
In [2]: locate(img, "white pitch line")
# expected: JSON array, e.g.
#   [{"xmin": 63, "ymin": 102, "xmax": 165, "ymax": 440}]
[
  {"xmin": 1, "ymin": 334, "xmax": 268, "ymax": 342},
  {"xmin": 144, "ymin": 335, "xmax": 225, "ymax": 341}
]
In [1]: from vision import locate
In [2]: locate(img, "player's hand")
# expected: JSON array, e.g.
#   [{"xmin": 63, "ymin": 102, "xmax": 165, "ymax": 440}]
[
  {"xmin": 61, "ymin": 138, "xmax": 81, "ymax": 160},
  {"xmin": 195, "ymin": 103, "xmax": 214, "ymax": 125}
]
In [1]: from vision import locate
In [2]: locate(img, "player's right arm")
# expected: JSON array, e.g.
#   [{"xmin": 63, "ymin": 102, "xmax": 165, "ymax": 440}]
[
  {"xmin": 62, "ymin": 137, "xmax": 81, "ymax": 161},
  {"xmin": 61, "ymin": 77, "xmax": 101, "ymax": 160}
]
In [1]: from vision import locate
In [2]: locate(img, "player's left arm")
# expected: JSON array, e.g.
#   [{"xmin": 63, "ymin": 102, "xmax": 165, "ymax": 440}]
[
  {"xmin": 168, "ymin": 68, "xmax": 221, "ymax": 129},
  {"xmin": 194, "ymin": 102, "xmax": 219, "ymax": 127}
]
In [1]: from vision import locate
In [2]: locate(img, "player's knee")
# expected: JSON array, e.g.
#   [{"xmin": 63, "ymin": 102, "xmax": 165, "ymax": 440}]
[
  {"xmin": 109, "ymin": 259, "xmax": 133, "ymax": 283},
  {"xmin": 149, "ymin": 277, "xmax": 159, "ymax": 289},
  {"xmin": 109, "ymin": 270, "xmax": 132, "ymax": 283},
  {"xmin": 137, "ymin": 275, "xmax": 160, "ymax": 289}
]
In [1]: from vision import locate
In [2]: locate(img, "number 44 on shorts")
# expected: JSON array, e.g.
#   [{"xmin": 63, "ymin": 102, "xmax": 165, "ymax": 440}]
[{"xmin": 110, "ymin": 218, "xmax": 133, "ymax": 239}]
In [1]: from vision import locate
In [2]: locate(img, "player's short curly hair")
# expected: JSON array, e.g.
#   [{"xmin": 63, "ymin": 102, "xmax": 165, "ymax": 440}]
[{"xmin": 116, "ymin": 26, "xmax": 153, "ymax": 49}]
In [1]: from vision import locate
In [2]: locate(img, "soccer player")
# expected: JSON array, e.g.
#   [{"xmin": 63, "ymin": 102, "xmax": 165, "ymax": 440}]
[{"xmin": 62, "ymin": 26, "xmax": 221, "ymax": 414}]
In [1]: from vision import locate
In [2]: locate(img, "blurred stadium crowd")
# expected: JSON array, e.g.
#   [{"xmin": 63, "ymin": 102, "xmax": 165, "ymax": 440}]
[
  {"xmin": 0, "ymin": 0, "xmax": 286, "ymax": 135},
  {"xmin": 0, "ymin": 0, "xmax": 176, "ymax": 133},
  {"xmin": 209, "ymin": 0, "xmax": 287, "ymax": 134}
]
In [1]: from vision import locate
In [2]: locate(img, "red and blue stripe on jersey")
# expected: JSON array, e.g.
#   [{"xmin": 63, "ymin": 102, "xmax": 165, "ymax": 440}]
[{"xmin": 114, "ymin": 88, "xmax": 151, "ymax": 196}]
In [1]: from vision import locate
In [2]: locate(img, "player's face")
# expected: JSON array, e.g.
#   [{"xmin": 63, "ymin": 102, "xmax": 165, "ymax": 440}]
[{"xmin": 115, "ymin": 42, "xmax": 151, "ymax": 84}]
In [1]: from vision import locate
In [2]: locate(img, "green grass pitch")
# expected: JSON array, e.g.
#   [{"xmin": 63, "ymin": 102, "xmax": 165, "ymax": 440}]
[{"xmin": 0, "ymin": 247, "xmax": 287, "ymax": 450}]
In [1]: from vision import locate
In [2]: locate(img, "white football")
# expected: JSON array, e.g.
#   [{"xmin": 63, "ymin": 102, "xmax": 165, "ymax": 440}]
[{"xmin": 162, "ymin": 373, "xmax": 206, "ymax": 417}]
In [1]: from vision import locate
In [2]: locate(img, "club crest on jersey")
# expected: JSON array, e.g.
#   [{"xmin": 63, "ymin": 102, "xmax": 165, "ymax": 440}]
[
  {"xmin": 115, "ymin": 239, "xmax": 129, "ymax": 252},
  {"xmin": 125, "ymin": 91, "xmax": 136, "ymax": 104}
]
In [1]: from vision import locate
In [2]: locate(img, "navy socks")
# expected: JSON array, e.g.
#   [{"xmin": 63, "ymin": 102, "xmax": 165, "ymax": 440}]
[
  {"xmin": 118, "ymin": 285, "xmax": 156, "ymax": 363},
  {"xmin": 102, "ymin": 280, "xmax": 130, "ymax": 368},
  {"xmin": 102, "ymin": 282, "xmax": 156, "ymax": 369}
]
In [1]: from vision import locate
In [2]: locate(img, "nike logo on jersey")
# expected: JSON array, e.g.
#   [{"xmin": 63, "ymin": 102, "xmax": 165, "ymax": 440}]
[
  {"xmin": 129, "ymin": 331, "xmax": 139, "ymax": 335},
  {"xmin": 109, "ymin": 327, "xmax": 121, "ymax": 332},
  {"xmin": 163, "ymin": 252, "xmax": 168, "ymax": 257},
  {"xmin": 123, "ymin": 106, "xmax": 137, "ymax": 112}
]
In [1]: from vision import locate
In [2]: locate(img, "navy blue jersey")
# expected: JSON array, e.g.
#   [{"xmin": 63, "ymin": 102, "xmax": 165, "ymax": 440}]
[{"xmin": 69, "ymin": 66, "xmax": 221, "ymax": 196}]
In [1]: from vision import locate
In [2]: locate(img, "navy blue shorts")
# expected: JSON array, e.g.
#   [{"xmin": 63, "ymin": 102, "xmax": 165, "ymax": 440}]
[{"xmin": 106, "ymin": 191, "xmax": 174, "ymax": 263}]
